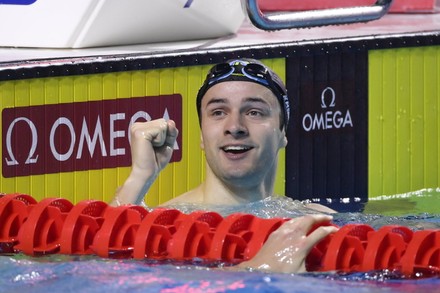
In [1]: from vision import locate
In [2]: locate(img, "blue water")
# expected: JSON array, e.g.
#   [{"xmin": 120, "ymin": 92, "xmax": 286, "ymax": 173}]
[
  {"xmin": 1, "ymin": 188, "xmax": 440, "ymax": 293},
  {"xmin": 2, "ymin": 254, "xmax": 440, "ymax": 293}
]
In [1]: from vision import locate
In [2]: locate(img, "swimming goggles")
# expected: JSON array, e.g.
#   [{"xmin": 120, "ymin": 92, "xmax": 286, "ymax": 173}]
[{"xmin": 196, "ymin": 60, "xmax": 290, "ymax": 129}]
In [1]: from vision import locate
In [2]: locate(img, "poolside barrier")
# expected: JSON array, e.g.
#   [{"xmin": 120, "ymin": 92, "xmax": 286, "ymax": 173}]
[{"xmin": 1, "ymin": 193, "xmax": 440, "ymax": 277}]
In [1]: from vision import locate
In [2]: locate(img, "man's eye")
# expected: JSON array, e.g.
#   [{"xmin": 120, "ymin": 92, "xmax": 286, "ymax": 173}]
[
  {"xmin": 211, "ymin": 110, "xmax": 225, "ymax": 117},
  {"xmin": 248, "ymin": 110, "xmax": 263, "ymax": 117}
]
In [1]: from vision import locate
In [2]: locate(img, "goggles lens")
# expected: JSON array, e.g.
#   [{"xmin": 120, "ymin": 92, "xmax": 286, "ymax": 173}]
[
  {"xmin": 199, "ymin": 60, "xmax": 290, "ymax": 129},
  {"xmin": 207, "ymin": 61, "xmax": 284, "ymax": 96}
]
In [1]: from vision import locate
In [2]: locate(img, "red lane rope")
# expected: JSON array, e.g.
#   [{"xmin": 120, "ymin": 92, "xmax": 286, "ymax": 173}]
[{"xmin": 1, "ymin": 193, "xmax": 440, "ymax": 276}]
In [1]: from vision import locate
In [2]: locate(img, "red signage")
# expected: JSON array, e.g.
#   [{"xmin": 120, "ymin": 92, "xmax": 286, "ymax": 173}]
[{"xmin": 2, "ymin": 95, "xmax": 182, "ymax": 178}]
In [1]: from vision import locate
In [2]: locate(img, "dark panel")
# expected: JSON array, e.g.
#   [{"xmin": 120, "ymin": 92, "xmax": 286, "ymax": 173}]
[{"xmin": 285, "ymin": 48, "xmax": 368, "ymax": 212}]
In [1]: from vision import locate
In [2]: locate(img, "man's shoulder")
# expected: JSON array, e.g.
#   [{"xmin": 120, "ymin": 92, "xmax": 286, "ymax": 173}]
[
  {"xmin": 304, "ymin": 202, "xmax": 336, "ymax": 213},
  {"xmin": 161, "ymin": 188, "xmax": 202, "ymax": 206}
]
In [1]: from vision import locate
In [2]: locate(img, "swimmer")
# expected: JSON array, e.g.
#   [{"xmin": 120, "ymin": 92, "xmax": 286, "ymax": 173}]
[{"xmin": 112, "ymin": 58, "xmax": 337, "ymax": 273}]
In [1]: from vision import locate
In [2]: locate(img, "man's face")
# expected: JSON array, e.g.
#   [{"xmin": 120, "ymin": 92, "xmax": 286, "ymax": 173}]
[{"xmin": 200, "ymin": 81, "xmax": 287, "ymax": 186}]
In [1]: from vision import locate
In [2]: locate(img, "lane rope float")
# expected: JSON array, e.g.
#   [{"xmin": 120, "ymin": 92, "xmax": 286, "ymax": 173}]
[{"xmin": 1, "ymin": 193, "xmax": 440, "ymax": 277}]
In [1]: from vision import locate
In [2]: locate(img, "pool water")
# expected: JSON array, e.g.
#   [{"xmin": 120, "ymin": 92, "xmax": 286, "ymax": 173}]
[
  {"xmin": 2, "ymin": 255, "xmax": 440, "ymax": 293},
  {"xmin": 1, "ymin": 188, "xmax": 440, "ymax": 293}
]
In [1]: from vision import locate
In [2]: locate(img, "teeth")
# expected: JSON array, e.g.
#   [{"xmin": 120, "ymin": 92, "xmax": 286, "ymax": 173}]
[{"xmin": 223, "ymin": 146, "xmax": 249, "ymax": 151}]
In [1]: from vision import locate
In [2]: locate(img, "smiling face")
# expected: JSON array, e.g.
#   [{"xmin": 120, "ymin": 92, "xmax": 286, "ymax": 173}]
[{"xmin": 199, "ymin": 81, "xmax": 287, "ymax": 190}]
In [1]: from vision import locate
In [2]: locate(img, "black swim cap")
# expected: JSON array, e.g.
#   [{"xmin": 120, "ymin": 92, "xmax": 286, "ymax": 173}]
[{"xmin": 196, "ymin": 58, "xmax": 290, "ymax": 130}]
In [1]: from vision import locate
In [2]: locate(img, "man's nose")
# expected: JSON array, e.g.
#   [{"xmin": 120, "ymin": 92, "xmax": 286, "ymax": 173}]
[{"xmin": 224, "ymin": 112, "xmax": 248, "ymax": 137}]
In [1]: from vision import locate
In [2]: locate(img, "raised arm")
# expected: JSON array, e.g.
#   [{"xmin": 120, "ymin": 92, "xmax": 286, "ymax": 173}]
[{"xmin": 111, "ymin": 118, "xmax": 179, "ymax": 206}]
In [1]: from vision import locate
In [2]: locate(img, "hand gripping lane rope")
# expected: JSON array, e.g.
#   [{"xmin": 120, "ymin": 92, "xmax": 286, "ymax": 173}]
[{"xmin": 1, "ymin": 193, "xmax": 440, "ymax": 277}]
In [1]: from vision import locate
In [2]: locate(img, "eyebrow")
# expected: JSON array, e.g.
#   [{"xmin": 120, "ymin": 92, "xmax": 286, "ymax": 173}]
[
  {"xmin": 205, "ymin": 97, "xmax": 227, "ymax": 107},
  {"xmin": 243, "ymin": 96, "xmax": 271, "ymax": 107},
  {"xmin": 205, "ymin": 96, "xmax": 271, "ymax": 107}
]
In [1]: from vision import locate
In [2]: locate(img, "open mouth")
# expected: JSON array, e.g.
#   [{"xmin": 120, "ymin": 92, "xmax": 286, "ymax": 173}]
[{"xmin": 222, "ymin": 145, "xmax": 252, "ymax": 154}]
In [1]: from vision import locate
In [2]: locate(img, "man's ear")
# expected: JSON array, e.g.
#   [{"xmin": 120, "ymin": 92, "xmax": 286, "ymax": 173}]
[
  {"xmin": 200, "ymin": 133, "xmax": 205, "ymax": 150},
  {"xmin": 281, "ymin": 135, "xmax": 288, "ymax": 148},
  {"xmin": 279, "ymin": 130, "xmax": 288, "ymax": 148}
]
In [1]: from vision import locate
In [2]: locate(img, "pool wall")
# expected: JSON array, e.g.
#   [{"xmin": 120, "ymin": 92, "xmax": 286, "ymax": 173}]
[
  {"xmin": 369, "ymin": 46, "xmax": 440, "ymax": 198},
  {"xmin": 0, "ymin": 30, "xmax": 439, "ymax": 211}
]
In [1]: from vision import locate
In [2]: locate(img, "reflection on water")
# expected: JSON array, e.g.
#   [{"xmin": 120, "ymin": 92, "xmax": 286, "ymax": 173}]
[
  {"xmin": 2, "ymin": 254, "xmax": 440, "ymax": 293},
  {"xmin": 364, "ymin": 188, "xmax": 440, "ymax": 216},
  {"xmin": 1, "ymin": 188, "xmax": 440, "ymax": 292}
]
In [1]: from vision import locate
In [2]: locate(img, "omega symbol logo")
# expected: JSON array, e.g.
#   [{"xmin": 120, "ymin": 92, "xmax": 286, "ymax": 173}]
[
  {"xmin": 321, "ymin": 87, "xmax": 336, "ymax": 109},
  {"xmin": 302, "ymin": 87, "xmax": 354, "ymax": 132}
]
